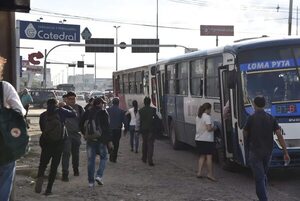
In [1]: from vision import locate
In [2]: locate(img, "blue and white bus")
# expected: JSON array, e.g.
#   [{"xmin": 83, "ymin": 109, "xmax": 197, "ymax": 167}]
[
  {"xmin": 152, "ymin": 37, "xmax": 300, "ymax": 169},
  {"xmin": 114, "ymin": 37, "xmax": 300, "ymax": 169}
]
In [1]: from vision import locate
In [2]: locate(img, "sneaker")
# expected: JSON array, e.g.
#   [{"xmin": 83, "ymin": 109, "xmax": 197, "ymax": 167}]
[
  {"xmin": 88, "ymin": 183, "xmax": 94, "ymax": 188},
  {"xmin": 34, "ymin": 177, "xmax": 43, "ymax": 193},
  {"xmin": 95, "ymin": 177, "xmax": 104, "ymax": 185}
]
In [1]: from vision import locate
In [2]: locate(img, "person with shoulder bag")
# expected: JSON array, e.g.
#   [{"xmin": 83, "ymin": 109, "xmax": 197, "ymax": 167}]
[
  {"xmin": 84, "ymin": 97, "xmax": 113, "ymax": 188},
  {"xmin": 35, "ymin": 98, "xmax": 76, "ymax": 196},
  {"xmin": 0, "ymin": 56, "xmax": 27, "ymax": 201}
]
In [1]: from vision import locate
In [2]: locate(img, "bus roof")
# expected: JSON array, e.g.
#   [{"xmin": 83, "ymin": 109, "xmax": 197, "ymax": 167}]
[
  {"xmin": 157, "ymin": 37, "xmax": 300, "ymax": 64},
  {"xmin": 112, "ymin": 37, "xmax": 300, "ymax": 73}
]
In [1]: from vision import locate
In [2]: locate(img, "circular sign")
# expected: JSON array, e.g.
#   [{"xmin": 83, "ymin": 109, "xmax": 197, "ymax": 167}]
[{"xmin": 119, "ymin": 42, "xmax": 126, "ymax": 49}]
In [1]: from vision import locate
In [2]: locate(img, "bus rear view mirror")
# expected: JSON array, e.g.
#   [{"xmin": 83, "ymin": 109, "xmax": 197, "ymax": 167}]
[
  {"xmin": 151, "ymin": 66, "xmax": 157, "ymax": 75},
  {"xmin": 227, "ymin": 70, "xmax": 237, "ymax": 89}
]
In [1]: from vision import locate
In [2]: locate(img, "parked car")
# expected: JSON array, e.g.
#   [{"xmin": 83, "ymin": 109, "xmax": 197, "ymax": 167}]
[
  {"xmin": 89, "ymin": 91, "xmax": 105, "ymax": 99},
  {"xmin": 76, "ymin": 94, "xmax": 86, "ymax": 107},
  {"xmin": 76, "ymin": 91, "xmax": 90, "ymax": 103},
  {"xmin": 29, "ymin": 89, "xmax": 57, "ymax": 108},
  {"xmin": 54, "ymin": 90, "xmax": 67, "ymax": 102}
]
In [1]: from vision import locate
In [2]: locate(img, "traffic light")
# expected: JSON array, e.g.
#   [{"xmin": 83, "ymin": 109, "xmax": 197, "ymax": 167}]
[{"xmin": 77, "ymin": 61, "xmax": 84, "ymax": 68}]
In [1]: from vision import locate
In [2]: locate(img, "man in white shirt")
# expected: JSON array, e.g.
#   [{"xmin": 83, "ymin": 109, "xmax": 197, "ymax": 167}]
[{"xmin": 0, "ymin": 56, "xmax": 26, "ymax": 201}]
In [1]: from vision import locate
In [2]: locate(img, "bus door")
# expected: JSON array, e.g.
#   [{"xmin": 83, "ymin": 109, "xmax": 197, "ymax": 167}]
[{"xmin": 219, "ymin": 66, "xmax": 235, "ymax": 159}]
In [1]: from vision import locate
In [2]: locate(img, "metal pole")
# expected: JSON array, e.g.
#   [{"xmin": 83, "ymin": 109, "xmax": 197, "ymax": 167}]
[
  {"xmin": 288, "ymin": 0, "xmax": 293, "ymax": 35},
  {"xmin": 156, "ymin": 0, "xmax": 159, "ymax": 62},
  {"xmin": 43, "ymin": 49, "xmax": 47, "ymax": 88},
  {"xmin": 216, "ymin": 35, "xmax": 219, "ymax": 47},
  {"xmin": 297, "ymin": 6, "xmax": 299, "ymax": 35},
  {"xmin": 113, "ymin": 26, "xmax": 120, "ymax": 71},
  {"xmin": 81, "ymin": 54, "xmax": 85, "ymax": 90},
  {"xmin": 94, "ymin": 52, "xmax": 97, "ymax": 89},
  {"xmin": 73, "ymin": 63, "xmax": 75, "ymax": 85}
]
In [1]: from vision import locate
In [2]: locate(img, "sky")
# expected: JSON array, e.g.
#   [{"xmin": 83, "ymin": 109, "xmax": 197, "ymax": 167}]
[{"xmin": 16, "ymin": 0, "xmax": 300, "ymax": 85}]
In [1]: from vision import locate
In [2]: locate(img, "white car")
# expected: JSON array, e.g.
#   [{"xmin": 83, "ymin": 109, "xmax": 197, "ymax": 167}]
[
  {"xmin": 89, "ymin": 91, "xmax": 105, "ymax": 98},
  {"xmin": 76, "ymin": 95, "xmax": 86, "ymax": 107}
]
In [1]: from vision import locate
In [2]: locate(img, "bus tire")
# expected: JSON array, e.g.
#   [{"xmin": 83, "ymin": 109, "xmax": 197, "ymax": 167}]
[{"xmin": 169, "ymin": 122, "xmax": 181, "ymax": 150}]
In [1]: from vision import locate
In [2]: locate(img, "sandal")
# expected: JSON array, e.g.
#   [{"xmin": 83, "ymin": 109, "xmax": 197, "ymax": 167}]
[{"xmin": 206, "ymin": 176, "xmax": 217, "ymax": 182}]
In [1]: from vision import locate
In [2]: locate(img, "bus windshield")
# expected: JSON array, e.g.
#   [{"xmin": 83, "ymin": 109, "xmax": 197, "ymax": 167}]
[
  {"xmin": 242, "ymin": 69, "xmax": 300, "ymax": 106},
  {"xmin": 239, "ymin": 46, "xmax": 300, "ymax": 106}
]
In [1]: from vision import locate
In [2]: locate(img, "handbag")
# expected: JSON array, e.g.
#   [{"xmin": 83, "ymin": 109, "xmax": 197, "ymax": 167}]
[{"xmin": 0, "ymin": 82, "xmax": 29, "ymax": 165}]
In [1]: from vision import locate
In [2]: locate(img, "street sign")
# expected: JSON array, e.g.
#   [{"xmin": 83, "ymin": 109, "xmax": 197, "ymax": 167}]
[
  {"xmin": 200, "ymin": 25, "xmax": 234, "ymax": 36},
  {"xmin": 132, "ymin": 38, "xmax": 159, "ymax": 53},
  {"xmin": 85, "ymin": 38, "xmax": 114, "ymax": 53},
  {"xmin": 81, "ymin": 27, "xmax": 92, "ymax": 40},
  {"xmin": 19, "ymin": 20, "xmax": 80, "ymax": 42},
  {"xmin": 25, "ymin": 65, "xmax": 43, "ymax": 73},
  {"xmin": 28, "ymin": 51, "xmax": 44, "ymax": 65}
]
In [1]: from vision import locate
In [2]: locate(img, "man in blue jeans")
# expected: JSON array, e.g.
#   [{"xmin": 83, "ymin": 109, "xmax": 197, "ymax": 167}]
[
  {"xmin": 243, "ymin": 96, "xmax": 290, "ymax": 201},
  {"xmin": 83, "ymin": 97, "xmax": 113, "ymax": 187}
]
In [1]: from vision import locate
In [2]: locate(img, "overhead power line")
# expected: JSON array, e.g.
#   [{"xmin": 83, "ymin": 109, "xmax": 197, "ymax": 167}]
[{"xmin": 31, "ymin": 8, "xmax": 197, "ymax": 31}]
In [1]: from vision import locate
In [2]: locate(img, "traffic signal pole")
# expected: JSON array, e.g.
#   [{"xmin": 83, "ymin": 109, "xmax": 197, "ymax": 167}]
[{"xmin": 42, "ymin": 43, "xmax": 191, "ymax": 88}]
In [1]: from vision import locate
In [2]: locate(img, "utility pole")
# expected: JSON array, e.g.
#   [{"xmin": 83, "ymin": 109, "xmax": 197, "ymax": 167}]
[
  {"xmin": 94, "ymin": 53, "xmax": 97, "ymax": 89},
  {"xmin": 288, "ymin": 0, "xmax": 293, "ymax": 35},
  {"xmin": 81, "ymin": 54, "xmax": 85, "ymax": 90},
  {"xmin": 156, "ymin": 0, "xmax": 159, "ymax": 62},
  {"xmin": 113, "ymin": 26, "xmax": 120, "ymax": 71}
]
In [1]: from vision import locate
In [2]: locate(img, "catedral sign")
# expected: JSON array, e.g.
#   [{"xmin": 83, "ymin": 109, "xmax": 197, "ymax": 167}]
[{"xmin": 19, "ymin": 20, "xmax": 80, "ymax": 42}]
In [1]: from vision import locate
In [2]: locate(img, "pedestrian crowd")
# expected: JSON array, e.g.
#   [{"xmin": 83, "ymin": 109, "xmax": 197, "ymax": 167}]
[
  {"xmin": 33, "ymin": 95, "xmax": 161, "ymax": 195},
  {"xmin": 0, "ymin": 55, "xmax": 291, "ymax": 201}
]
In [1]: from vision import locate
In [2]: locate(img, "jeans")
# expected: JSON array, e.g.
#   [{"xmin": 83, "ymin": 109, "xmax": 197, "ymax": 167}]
[
  {"xmin": 129, "ymin": 126, "xmax": 139, "ymax": 152},
  {"xmin": 86, "ymin": 141, "xmax": 108, "ymax": 184},
  {"xmin": 249, "ymin": 152, "xmax": 271, "ymax": 201},
  {"xmin": 62, "ymin": 134, "xmax": 81, "ymax": 175},
  {"xmin": 0, "ymin": 161, "xmax": 15, "ymax": 201},
  {"xmin": 37, "ymin": 142, "xmax": 63, "ymax": 192},
  {"xmin": 110, "ymin": 129, "xmax": 121, "ymax": 162},
  {"xmin": 142, "ymin": 131, "xmax": 155, "ymax": 164}
]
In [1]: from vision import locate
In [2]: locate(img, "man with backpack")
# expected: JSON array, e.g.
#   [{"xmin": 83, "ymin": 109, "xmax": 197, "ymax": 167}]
[
  {"xmin": 0, "ymin": 56, "xmax": 27, "ymax": 201},
  {"xmin": 82, "ymin": 97, "xmax": 113, "ymax": 187},
  {"xmin": 35, "ymin": 98, "xmax": 77, "ymax": 195},
  {"xmin": 61, "ymin": 91, "xmax": 85, "ymax": 181}
]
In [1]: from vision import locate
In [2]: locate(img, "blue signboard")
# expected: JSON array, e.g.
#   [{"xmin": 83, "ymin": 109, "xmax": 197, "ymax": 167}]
[
  {"xmin": 19, "ymin": 20, "xmax": 80, "ymax": 42},
  {"xmin": 240, "ymin": 59, "xmax": 296, "ymax": 72}
]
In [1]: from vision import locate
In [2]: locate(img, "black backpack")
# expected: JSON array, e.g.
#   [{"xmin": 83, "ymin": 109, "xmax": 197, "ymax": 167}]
[
  {"xmin": 0, "ymin": 82, "xmax": 29, "ymax": 165},
  {"xmin": 83, "ymin": 112, "xmax": 102, "ymax": 141},
  {"xmin": 43, "ymin": 111, "xmax": 64, "ymax": 142}
]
